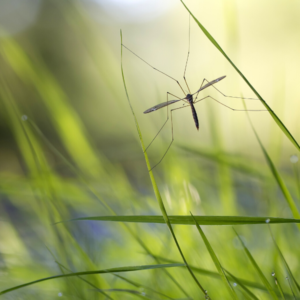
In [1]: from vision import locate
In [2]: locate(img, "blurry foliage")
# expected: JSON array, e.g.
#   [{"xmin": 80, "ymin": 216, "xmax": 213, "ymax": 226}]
[{"xmin": 0, "ymin": 0, "xmax": 300, "ymax": 299}]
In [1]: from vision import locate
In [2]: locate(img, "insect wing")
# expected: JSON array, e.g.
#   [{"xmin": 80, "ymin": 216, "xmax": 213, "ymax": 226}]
[
  {"xmin": 144, "ymin": 99, "xmax": 181, "ymax": 114},
  {"xmin": 194, "ymin": 75, "xmax": 226, "ymax": 95}
]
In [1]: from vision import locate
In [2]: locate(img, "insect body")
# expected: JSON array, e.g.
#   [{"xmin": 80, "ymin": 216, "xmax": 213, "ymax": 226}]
[
  {"xmin": 123, "ymin": 22, "xmax": 265, "ymax": 170},
  {"xmin": 186, "ymin": 94, "xmax": 199, "ymax": 130},
  {"xmin": 143, "ymin": 75, "xmax": 227, "ymax": 130},
  {"xmin": 144, "ymin": 93, "xmax": 200, "ymax": 129}
]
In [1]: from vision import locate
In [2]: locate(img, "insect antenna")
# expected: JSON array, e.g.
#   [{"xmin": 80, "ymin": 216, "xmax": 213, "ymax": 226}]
[
  {"xmin": 121, "ymin": 44, "xmax": 186, "ymax": 97},
  {"xmin": 183, "ymin": 14, "xmax": 191, "ymax": 94}
]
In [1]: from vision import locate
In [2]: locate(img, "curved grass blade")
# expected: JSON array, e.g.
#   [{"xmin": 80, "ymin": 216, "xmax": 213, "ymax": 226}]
[
  {"xmin": 69, "ymin": 215, "xmax": 300, "ymax": 225},
  {"xmin": 113, "ymin": 274, "xmax": 175, "ymax": 300},
  {"xmin": 0, "ymin": 36, "xmax": 105, "ymax": 177},
  {"xmin": 272, "ymin": 274, "xmax": 286, "ymax": 300},
  {"xmin": 191, "ymin": 213, "xmax": 238, "ymax": 300},
  {"xmin": 180, "ymin": 0, "xmax": 300, "ymax": 152},
  {"xmin": 45, "ymin": 245, "xmax": 114, "ymax": 300},
  {"xmin": 0, "ymin": 263, "xmax": 184, "ymax": 295},
  {"xmin": 151, "ymin": 255, "xmax": 291, "ymax": 298},
  {"xmin": 233, "ymin": 228, "xmax": 279, "ymax": 300},
  {"xmin": 121, "ymin": 30, "xmax": 206, "ymax": 295},
  {"xmin": 286, "ymin": 276, "xmax": 297, "ymax": 300},
  {"xmin": 224, "ymin": 269, "xmax": 259, "ymax": 300},
  {"xmin": 29, "ymin": 119, "xmax": 190, "ymax": 297},
  {"xmin": 93, "ymin": 288, "xmax": 152, "ymax": 299},
  {"xmin": 245, "ymin": 108, "xmax": 300, "ymax": 223},
  {"xmin": 268, "ymin": 226, "xmax": 300, "ymax": 295},
  {"xmin": 53, "ymin": 260, "xmax": 113, "ymax": 300}
]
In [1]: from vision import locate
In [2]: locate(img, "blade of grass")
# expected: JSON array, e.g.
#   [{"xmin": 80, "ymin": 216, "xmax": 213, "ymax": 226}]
[
  {"xmin": 180, "ymin": 0, "xmax": 300, "ymax": 152},
  {"xmin": 286, "ymin": 276, "xmax": 297, "ymax": 300},
  {"xmin": 28, "ymin": 119, "xmax": 190, "ymax": 298},
  {"xmin": 0, "ymin": 263, "xmax": 184, "ymax": 296},
  {"xmin": 244, "ymin": 103, "xmax": 300, "ymax": 224},
  {"xmin": 191, "ymin": 213, "xmax": 238, "ymax": 300},
  {"xmin": 273, "ymin": 274, "xmax": 286, "ymax": 300},
  {"xmin": 0, "ymin": 36, "xmax": 103, "ymax": 178},
  {"xmin": 0, "ymin": 79, "xmax": 109, "ymax": 291},
  {"xmin": 268, "ymin": 226, "xmax": 300, "ymax": 295},
  {"xmin": 0, "ymin": 79, "xmax": 44, "ymax": 177},
  {"xmin": 224, "ymin": 269, "xmax": 259, "ymax": 300},
  {"xmin": 113, "ymin": 274, "xmax": 175, "ymax": 300},
  {"xmin": 68, "ymin": 215, "xmax": 300, "ymax": 225},
  {"xmin": 52, "ymin": 259, "xmax": 113, "ymax": 300},
  {"xmin": 93, "ymin": 288, "xmax": 153, "ymax": 299},
  {"xmin": 121, "ymin": 30, "xmax": 206, "ymax": 295},
  {"xmin": 233, "ymin": 228, "xmax": 279, "ymax": 300},
  {"xmin": 151, "ymin": 254, "xmax": 291, "ymax": 298}
]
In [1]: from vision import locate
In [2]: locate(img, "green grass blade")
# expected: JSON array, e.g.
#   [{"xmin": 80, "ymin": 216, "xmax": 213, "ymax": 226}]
[
  {"xmin": 191, "ymin": 213, "xmax": 238, "ymax": 300},
  {"xmin": 180, "ymin": 0, "xmax": 300, "ymax": 151},
  {"xmin": 120, "ymin": 30, "xmax": 164, "ymax": 211},
  {"xmin": 0, "ymin": 37, "xmax": 104, "ymax": 177},
  {"xmin": 29, "ymin": 115, "xmax": 190, "ymax": 297},
  {"xmin": 151, "ymin": 255, "xmax": 290, "ymax": 298},
  {"xmin": 69, "ymin": 215, "xmax": 300, "ymax": 225},
  {"xmin": 245, "ymin": 108, "xmax": 300, "ymax": 222},
  {"xmin": 233, "ymin": 228, "xmax": 279, "ymax": 300},
  {"xmin": 93, "ymin": 288, "xmax": 153, "ymax": 299},
  {"xmin": 52, "ymin": 259, "xmax": 113, "ymax": 300},
  {"xmin": 0, "ymin": 80, "xmax": 110, "ymax": 291},
  {"xmin": 224, "ymin": 269, "xmax": 259, "ymax": 300},
  {"xmin": 273, "ymin": 275, "xmax": 286, "ymax": 300},
  {"xmin": 0, "ymin": 79, "xmax": 46, "ymax": 177},
  {"xmin": 0, "ymin": 263, "xmax": 184, "ymax": 295},
  {"xmin": 286, "ymin": 276, "xmax": 297, "ymax": 300},
  {"xmin": 268, "ymin": 226, "xmax": 300, "ymax": 295},
  {"xmin": 113, "ymin": 274, "xmax": 175, "ymax": 300},
  {"xmin": 121, "ymin": 30, "xmax": 206, "ymax": 294}
]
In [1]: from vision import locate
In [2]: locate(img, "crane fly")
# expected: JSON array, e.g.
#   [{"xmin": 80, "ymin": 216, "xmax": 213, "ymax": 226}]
[
  {"xmin": 122, "ymin": 16, "xmax": 267, "ymax": 171},
  {"xmin": 143, "ymin": 75, "xmax": 226, "ymax": 130}
]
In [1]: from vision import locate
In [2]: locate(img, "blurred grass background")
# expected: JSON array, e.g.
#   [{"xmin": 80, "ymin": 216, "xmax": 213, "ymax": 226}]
[{"xmin": 0, "ymin": 0, "xmax": 300, "ymax": 299}]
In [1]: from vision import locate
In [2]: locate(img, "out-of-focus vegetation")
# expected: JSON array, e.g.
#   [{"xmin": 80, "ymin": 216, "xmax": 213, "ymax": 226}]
[{"xmin": 0, "ymin": 0, "xmax": 300, "ymax": 299}]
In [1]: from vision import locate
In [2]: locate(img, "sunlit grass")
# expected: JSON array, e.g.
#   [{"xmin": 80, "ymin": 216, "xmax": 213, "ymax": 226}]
[{"xmin": 0, "ymin": 1, "xmax": 300, "ymax": 299}]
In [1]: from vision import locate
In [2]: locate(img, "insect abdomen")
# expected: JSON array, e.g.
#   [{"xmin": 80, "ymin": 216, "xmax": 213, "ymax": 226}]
[{"xmin": 190, "ymin": 103, "xmax": 199, "ymax": 130}]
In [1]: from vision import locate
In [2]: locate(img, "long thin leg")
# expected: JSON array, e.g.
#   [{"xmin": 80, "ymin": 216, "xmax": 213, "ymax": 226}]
[
  {"xmin": 183, "ymin": 14, "xmax": 191, "ymax": 94},
  {"xmin": 168, "ymin": 92, "xmax": 182, "ymax": 100},
  {"xmin": 145, "ymin": 92, "xmax": 183, "ymax": 153},
  {"xmin": 197, "ymin": 78, "xmax": 260, "ymax": 101},
  {"xmin": 194, "ymin": 79, "xmax": 206, "ymax": 101},
  {"xmin": 194, "ymin": 95, "xmax": 269, "ymax": 111},
  {"xmin": 122, "ymin": 44, "xmax": 186, "ymax": 97},
  {"xmin": 149, "ymin": 104, "xmax": 191, "ymax": 171},
  {"xmin": 150, "ymin": 95, "xmax": 267, "ymax": 170}
]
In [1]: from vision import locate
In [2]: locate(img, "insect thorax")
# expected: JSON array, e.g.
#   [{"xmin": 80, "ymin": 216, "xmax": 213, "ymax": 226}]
[{"xmin": 186, "ymin": 94, "xmax": 193, "ymax": 103}]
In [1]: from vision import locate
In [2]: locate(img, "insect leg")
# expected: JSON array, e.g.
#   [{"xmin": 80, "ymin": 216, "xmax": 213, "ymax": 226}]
[
  {"xmin": 149, "ymin": 104, "xmax": 191, "ymax": 171},
  {"xmin": 202, "ymin": 78, "xmax": 260, "ymax": 101},
  {"xmin": 194, "ymin": 95, "xmax": 268, "ymax": 111},
  {"xmin": 122, "ymin": 44, "xmax": 187, "ymax": 97},
  {"xmin": 183, "ymin": 14, "xmax": 191, "ymax": 94},
  {"xmin": 144, "ymin": 92, "xmax": 183, "ymax": 153},
  {"xmin": 194, "ymin": 79, "xmax": 206, "ymax": 101}
]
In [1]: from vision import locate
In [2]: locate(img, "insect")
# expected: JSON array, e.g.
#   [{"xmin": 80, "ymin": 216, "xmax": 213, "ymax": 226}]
[
  {"xmin": 122, "ymin": 18, "xmax": 266, "ymax": 170},
  {"xmin": 143, "ymin": 75, "xmax": 227, "ymax": 130}
]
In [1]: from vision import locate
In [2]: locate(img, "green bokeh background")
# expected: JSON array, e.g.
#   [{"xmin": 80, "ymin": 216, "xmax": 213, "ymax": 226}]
[{"xmin": 0, "ymin": 0, "xmax": 300, "ymax": 299}]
